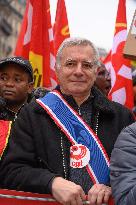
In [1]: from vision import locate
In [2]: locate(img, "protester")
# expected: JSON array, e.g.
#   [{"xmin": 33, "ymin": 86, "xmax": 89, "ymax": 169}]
[
  {"xmin": 110, "ymin": 122, "xmax": 136, "ymax": 205},
  {"xmin": 0, "ymin": 37, "xmax": 134, "ymax": 205},
  {"xmin": 95, "ymin": 62, "xmax": 111, "ymax": 96},
  {"xmin": 0, "ymin": 56, "xmax": 34, "ymax": 121}
]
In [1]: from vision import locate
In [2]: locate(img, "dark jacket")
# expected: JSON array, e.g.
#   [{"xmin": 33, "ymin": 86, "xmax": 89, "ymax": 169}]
[
  {"xmin": 0, "ymin": 97, "xmax": 26, "ymax": 121},
  {"xmin": 110, "ymin": 122, "xmax": 136, "ymax": 205},
  {"xmin": 0, "ymin": 97, "xmax": 15, "ymax": 121},
  {"xmin": 0, "ymin": 87, "xmax": 134, "ymax": 194}
]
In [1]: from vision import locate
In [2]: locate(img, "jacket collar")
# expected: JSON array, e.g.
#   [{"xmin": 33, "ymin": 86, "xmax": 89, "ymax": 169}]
[
  {"xmin": 35, "ymin": 85, "xmax": 116, "ymax": 116},
  {"xmin": 91, "ymin": 86, "xmax": 115, "ymax": 115}
]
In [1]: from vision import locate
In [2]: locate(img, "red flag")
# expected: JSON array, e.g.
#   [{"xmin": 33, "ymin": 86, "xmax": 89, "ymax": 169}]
[
  {"xmin": 0, "ymin": 120, "xmax": 11, "ymax": 158},
  {"xmin": 53, "ymin": 0, "xmax": 70, "ymax": 55},
  {"xmin": 103, "ymin": 51, "xmax": 112, "ymax": 73},
  {"xmin": 15, "ymin": 0, "xmax": 57, "ymax": 89},
  {"xmin": 106, "ymin": 0, "xmax": 134, "ymax": 109}
]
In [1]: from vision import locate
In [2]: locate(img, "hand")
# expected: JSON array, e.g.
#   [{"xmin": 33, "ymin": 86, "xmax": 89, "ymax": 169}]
[
  {"xmin": 51, "ymin": 177, "xmax": 86, "ymax": 205},
  {"xmin": 87, "ymin": 184, "xmax": 112, "ymax": 205}
]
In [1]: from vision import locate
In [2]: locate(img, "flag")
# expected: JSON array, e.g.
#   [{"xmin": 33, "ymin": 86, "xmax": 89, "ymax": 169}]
[
  {"xmin": 15, "ymin": 0, "xmax": 57, "ymax": 89},
  {"xmin": 106, "ymin": 0, "xmax": 134, "ymax": 109},
  {"xmin": 53, "ymin": 0, "xmax": 70, "ymax": 55},
  {"xmin": 0, "ymin": 120, "xmax": 12, "ymax": 158},
  {"xmin": 103, "ymin": 51, "xmax": 112, "ymax": 73}
]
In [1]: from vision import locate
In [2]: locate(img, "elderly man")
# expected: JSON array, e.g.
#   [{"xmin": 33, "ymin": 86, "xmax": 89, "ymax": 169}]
[{"xmin": 0, "ymin": 37, "xmax": 134, "ymax": 205}]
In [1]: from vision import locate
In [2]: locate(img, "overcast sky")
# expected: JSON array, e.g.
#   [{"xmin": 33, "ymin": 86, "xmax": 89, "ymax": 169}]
[{"xmin": 50, "ymin": 0, "xmax": 136, "ymax": 52}]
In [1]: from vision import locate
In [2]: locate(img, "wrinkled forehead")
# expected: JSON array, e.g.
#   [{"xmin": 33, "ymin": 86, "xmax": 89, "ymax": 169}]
[{"xmin": 61, "ymin": 45, "xmax": 95, "ymax": 61}]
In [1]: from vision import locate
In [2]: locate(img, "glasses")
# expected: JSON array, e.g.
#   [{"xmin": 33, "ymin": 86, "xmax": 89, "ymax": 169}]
[
  {"xmin": 63, "ymin": 59, "xmax": 98, "ymax": 71},
  {"xmin": 97, "ymin": 70, "xmax": 111, "ymax": 78}
]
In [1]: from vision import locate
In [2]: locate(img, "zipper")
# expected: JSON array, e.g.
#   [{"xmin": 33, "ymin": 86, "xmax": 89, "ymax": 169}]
[
  {"xmin": 60, "ymin": 134, "xmax": 67, "ymax": 179},
  {"xmin": 78, "ymin": 107, "xmax": 81, "ymax": 115},
  {"xmin": 95, "ymin": 111, "xmax": 99, "ymax": 135}
]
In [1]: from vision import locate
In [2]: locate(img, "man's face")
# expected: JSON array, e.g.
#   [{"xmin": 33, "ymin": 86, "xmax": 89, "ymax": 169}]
[
  {"xmin": 0, "ymin": 63, "xmax": 33, "ymax": 105},
  {"xmin": 56, "ymin": 45, "xmax": 97, "ymax": 98},
  {"xmin": 95, "ymin": 65, "xmax": 111, "ymax": 96}
]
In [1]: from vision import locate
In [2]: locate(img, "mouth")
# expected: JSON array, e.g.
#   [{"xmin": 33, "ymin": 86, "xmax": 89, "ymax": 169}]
[
  {"xmin": 71, "ymin": 80, "xmax": 86, "ymax": 83},
  {"xmin": 3, "ymin": 90, "xmax": 15, "ymax": 95}
]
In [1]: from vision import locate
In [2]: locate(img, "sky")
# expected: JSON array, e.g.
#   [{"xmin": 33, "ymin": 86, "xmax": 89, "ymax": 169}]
[{"xmin": 50, "ymin": 0, "xmax": 136, "ymax": 52}]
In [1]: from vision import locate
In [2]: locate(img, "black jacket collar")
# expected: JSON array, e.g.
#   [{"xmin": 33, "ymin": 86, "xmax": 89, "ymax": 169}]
[{"xmin": 34, "ymin": 86, "xmax": 116, "ymax": 116}]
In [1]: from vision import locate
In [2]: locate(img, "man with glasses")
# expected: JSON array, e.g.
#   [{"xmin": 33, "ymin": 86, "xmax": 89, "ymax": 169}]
[{"xmin": 0, "ymin": 37, "xmax": 134, "ymax": 205}]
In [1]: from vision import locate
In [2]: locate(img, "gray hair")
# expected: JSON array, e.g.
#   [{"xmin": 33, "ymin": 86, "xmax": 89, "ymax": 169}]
[{"xmin": 56, "ymin": 37, "xmax": 101, "ymax": 68}]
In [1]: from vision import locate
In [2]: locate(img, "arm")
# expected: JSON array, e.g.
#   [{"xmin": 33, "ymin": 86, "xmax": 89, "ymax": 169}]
[{"xmin": 110, "ymin": 122, "xmax": 136, "ymax": 205}]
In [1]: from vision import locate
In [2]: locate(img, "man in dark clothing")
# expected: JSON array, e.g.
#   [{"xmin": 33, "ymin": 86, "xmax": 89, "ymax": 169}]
[
  {"xmin": 0, "ymin": 56, "xmax": 34, "ymax": 121},
  {"xmin": 0, "ymin": 37, "xmax": 134, "ymax": 205},
  {"xmin": 95, "ymin": 62, "xmax": 111, "ymax": 96}
]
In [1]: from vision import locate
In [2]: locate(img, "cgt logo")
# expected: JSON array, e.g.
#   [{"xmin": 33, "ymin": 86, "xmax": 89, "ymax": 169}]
[{"xmin": 70, "ymin": 144, "xmax": 90, "ymax": 168}]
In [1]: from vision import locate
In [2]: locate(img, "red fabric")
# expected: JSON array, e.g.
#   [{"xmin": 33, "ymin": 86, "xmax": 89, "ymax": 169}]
[
  {"xmin": 0, "ymin": 189, "xmax": 114, "ymax": 205},
  {"xmin": 53, "ymin": 0, "xmax": 70, "ymax": 55},
  {"xmin": 14, "ymin": 0, "xmax": 57, "ymax": 89},
  {"xmin": 108, "ymin": 197, "xmax": 115, "ymax": 205},
  {"xmin": 0, "ymin": 189, "xmax": 61, "ymax": 205},
  {"xmin": 104, "ymin": 0, "xmax": 134, "ymax": 109},
  {"xmin": 0, "ymin": 121, "xmax": 11, "ymax": 157}
]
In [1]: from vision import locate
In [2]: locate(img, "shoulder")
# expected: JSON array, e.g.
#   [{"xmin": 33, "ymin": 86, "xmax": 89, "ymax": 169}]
[
  {"xmin": 93, "ymin": 86, "xmax": 134, "ymax": 117},
  {"xmin": 114, "ymin": 122, "xmax": 136, "ymax": 148},
  {"xmin": 18, "ymin": 100, "xmax": 46, "ymax": 119},
  {"xmin": 110, "ymin": 100, "xmax": 133, "ymax": 114}
]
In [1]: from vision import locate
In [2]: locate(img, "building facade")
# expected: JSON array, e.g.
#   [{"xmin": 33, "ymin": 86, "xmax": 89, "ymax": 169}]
[{"xmin": 0, "ymin": 0, "xmax": 26, "ymax": 59}]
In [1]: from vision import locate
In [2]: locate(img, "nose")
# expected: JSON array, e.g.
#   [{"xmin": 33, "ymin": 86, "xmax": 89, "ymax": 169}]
[
  {"xmin": 74, "ymin": 62, "xmax": 84, "ymax": 75},
  {"xmin": 5, "ymin": 79, "xmax": 14, "ymax": 87}
]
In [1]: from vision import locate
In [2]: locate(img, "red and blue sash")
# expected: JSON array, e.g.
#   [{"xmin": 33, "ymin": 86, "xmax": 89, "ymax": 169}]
[{"xmin": 36, "ymin": 90, "xmax": 110, "ymax": 184}]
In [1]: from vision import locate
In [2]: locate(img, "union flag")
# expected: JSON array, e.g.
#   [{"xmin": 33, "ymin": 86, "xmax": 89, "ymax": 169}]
[
  {"xmin": 53, "ymin": 0, "xmax": 70, "ymax": 55},
  {"xmin": 15, "ymin": 0, "xmax": 57, "ymax": 89},
  {"xmin": 105, "ymin": 0, "xmax": 134, "ymax": 109}
]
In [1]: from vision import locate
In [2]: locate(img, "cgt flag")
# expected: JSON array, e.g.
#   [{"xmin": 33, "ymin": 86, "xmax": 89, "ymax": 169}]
[
  {"xmin": 15, "ymin": 0, "xmax": 57, "ymax": 89},
  {"xmin": 53, "ymin": 0, "xmax": 70, "ymax": 55},
  {"xmin": 106, "ymin": 0, "xmax": 134, "ymax": 109}
]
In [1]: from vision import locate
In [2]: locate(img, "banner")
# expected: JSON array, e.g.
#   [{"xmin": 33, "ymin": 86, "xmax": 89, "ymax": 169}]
[{"xmin": 123, "ymin": 10, "xmax": 136, "ymax": 60}]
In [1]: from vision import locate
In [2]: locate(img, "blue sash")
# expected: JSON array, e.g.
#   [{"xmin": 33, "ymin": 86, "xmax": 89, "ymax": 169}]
[{"xmin": 36, "ymin": 90, "xmax": 110, "ymax": 184}]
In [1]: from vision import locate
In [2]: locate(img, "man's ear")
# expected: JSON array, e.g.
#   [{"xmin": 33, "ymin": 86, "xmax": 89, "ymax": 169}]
[{"xmin": 28, "ymin": 82, "xmax": 34, "ymax": 94}]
